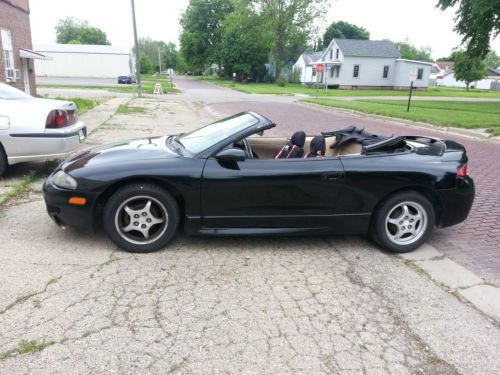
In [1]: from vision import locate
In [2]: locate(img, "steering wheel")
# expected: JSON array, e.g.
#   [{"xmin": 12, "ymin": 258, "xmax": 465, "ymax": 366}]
[{"xmin": 242, "ymin": 138, "xmax": 254, "ymax": 159}]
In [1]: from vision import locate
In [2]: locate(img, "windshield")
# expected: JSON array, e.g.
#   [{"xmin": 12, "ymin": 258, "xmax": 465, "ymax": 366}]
[
  {"xmin": 178, "ymin": 113, "xmax": 259, "ymax": 154},
  {"xmin": 0, "ymin": 83, "xmax": 31, "ymax": 100}
]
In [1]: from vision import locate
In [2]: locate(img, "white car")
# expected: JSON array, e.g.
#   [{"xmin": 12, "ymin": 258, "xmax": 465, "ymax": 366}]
[{"xmin": 0, "ymin": 83, "xmax": 87, "ymax": 176}]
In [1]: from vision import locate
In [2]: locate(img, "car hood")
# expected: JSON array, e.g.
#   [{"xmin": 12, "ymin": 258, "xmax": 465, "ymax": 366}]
[{"xmin": 63, "ymin": 136, "xmax": 178, "ymax": 174}]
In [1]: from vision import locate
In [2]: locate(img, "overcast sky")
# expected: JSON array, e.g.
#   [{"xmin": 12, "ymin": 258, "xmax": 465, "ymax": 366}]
[{"xmin": 30, "ymin": 0, "xmax": 499, "ymax": 59}]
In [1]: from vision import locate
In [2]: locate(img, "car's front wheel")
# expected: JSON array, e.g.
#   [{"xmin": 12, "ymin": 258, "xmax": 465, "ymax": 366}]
[
  {"xmin": 103, "ymin": 183, "xmax": 179, "ymax": 253},
  {"xmin": 370, "ymin": 191, "xmax": 435, "ymax": 253}
]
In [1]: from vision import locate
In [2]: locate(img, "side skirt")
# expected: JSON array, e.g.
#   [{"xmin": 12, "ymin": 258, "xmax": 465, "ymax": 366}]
[{"xmin": 184, "ymin": 214, "xmax": 372, "ymax": 236}]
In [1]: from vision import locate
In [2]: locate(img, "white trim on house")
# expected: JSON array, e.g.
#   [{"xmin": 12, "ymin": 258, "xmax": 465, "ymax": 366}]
[{"xmin": 293, "ymin": 39, "xmax": 431, "ymax": 89}]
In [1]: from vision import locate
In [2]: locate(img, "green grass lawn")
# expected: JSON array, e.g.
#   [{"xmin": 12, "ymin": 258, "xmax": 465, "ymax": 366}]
[
  {"xmin": 54, "ymin": 97, "xmax": 103, "ymax": 114},
  {"xmin": 302, "ymin": 98, "xmax": 500, "ymax": 131},
  {"xmin": 38, "ymin": 74, "xmax": 179, "ymax": 94},
  {"xmin": 193, "ymin": 76, "xmax": 500, "ymax": 98}
]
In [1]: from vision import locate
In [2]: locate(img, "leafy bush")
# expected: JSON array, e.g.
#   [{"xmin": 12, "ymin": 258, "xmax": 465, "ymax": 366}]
[
  {"xmin": 290, "ymin": 67, "xmax": 301, "ymax": 83},
  {"xmin": 276, "ymin": 73, "xmax": 288, "ymax": 87}
]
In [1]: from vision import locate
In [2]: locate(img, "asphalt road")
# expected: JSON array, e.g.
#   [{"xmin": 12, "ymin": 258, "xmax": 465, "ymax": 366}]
[{"xmin": 1, "ymin": 79, "xmax": 499, "ymax": 374}]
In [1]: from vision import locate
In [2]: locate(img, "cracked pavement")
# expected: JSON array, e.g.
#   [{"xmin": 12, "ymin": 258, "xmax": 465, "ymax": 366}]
[{"xmin": 1, "ymin": 97, "xmax": 499, "ymax": 374}]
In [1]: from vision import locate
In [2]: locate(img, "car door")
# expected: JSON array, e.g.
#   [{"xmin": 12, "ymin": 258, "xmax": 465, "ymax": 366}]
[{"xmin": 200, "ymin": 156, "xmax": 345, "ymax": 229}]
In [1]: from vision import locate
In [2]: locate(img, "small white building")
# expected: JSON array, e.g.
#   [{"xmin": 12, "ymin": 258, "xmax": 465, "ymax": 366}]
[
  {"xmin": 34, "ymin": 44, "xmax": 132, "ymax": 78},
  {"xmin": 293, "ymin": 39, "xmax": 432, "ymax": 89},
  {"xmin": 437, "ymin": 67, "xmax": 500, "ymax": 90}
]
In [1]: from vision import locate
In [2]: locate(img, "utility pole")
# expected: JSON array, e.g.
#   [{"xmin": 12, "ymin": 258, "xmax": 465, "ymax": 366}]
[
  {"xmin": 131, "ymin": 0, "xmax": 142, "ymax": 97},
  {"xmin": 157, "ymin": 45, "xmax": 162, "ymax": 74}
]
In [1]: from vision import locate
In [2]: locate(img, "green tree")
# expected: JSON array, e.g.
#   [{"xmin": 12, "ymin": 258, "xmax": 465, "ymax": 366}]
[
  {"xmin": 251, "ymin": 0, "xmax": 329, "ymax": 77},
  {"xmin": 55, "ymin": 17, "xmax": 110, "ymax": 45},
  {"xmin": 219, "ymin": 2, "xmax": 271, "ymax": 80},
  {"xmin": 139, "ymin": 53, "xmax": 154, "ymax": 74},
  {"xmin": 322, "ymin": 21, "xmax": 369, "ymax": 48},
  {"xmin": 485, "ymin": 50, "xmax": 499, "ymax": 68},
  {"xmin": 453, "ymin": 51, "xmax": 487, "ymax": 90},
  {"xmin": 436, "ymin": 50, "xmax": 461, "ymax": 62},
  {"xmin": 179, "ymin": 0, "xmax": 234, "ymax": 74},
  {"xmin": 138, "ymin": 38, "xmax": 178, "ymax": 72},
  {"xmin": 437, "ymin": 0, "xmax": 499, "ymax": 58},
  {"xmin": 398, "ymin": 41, "xmax": 433, "ymax": 62}
]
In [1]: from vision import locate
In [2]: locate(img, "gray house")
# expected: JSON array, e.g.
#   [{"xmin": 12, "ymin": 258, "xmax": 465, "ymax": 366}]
[{"xmin": 294, "ymin": 39, "xmax": 432, "ymax": 89}]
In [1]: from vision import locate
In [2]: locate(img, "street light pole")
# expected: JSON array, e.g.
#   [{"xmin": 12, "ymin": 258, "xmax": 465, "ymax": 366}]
[
  {"xmin": 131, "ymin": 0, "xmax": 142, "ymax": 97},
  {"xmin": 157, "ymin": 46, "xmax": 162, "ymax": 74}
]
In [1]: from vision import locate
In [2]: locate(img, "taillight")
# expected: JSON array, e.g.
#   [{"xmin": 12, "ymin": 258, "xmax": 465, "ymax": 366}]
[
  {"xmin": 46, "ymin": 109, "xmax": 69, "ymax": 129},
  {"xmin": 457, "ymin": 164, "xmax": 468, "ymax": 177}
]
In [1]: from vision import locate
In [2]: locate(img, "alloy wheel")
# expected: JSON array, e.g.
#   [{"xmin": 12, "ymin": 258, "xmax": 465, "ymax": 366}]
[
  {"xmin": 114, "ymin": 195, "xmax": 169, "ymax": 245},
  {"xmin": 385, "ymin": 201, "xmax": 427, "ymax": 246}
]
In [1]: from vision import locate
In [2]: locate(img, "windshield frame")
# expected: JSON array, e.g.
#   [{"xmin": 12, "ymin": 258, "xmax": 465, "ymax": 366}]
[{"xmin": 176, "ymin": 112, "xmax": 274, "ymax": 157}]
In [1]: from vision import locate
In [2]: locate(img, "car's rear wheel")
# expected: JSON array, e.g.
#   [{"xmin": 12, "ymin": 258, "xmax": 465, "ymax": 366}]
[
  {"xmin": 103, "ymin": 183, "xmax": 179, "ymax": 253},
  {"xmin": 370, "ymin": 191, "xmax": 435, "ymax": 253},
  {"xmin": 0, "ymin": 143, "xmax": 7, "ymax": 177}
]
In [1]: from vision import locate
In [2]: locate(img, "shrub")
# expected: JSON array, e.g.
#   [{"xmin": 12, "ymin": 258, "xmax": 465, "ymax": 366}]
[
  {"xmin": 276, "ymin": 73, "xmax": 288, "ymax": 87},
  {"xmin": 290, "ymin": 67, "xmax": 301, "ymax": 83}
]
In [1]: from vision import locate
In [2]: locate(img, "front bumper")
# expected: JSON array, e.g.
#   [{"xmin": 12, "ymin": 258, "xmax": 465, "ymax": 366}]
[
  {"xmin": 436, "ymin": 176, "xmax": 475, "ymax": 228},
  {"xmin": 6, "ymin": 123, "xmax": 87, "ymax": 165},
  {"xmin": 43, "ymin": 175, "xmax": 98, "ymax": 233}
]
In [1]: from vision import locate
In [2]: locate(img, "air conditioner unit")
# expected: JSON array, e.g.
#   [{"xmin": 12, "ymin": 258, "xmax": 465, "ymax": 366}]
[{"xmin": 6, "ymin": 68, "xmax": 16, "ymax": 81}]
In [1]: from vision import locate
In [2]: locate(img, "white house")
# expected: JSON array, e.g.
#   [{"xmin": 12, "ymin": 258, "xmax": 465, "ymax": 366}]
[
  {"xmin": 34, "ymin": 44, "xmax": 132, "ymax": 78},
  {"xmin": 437, "ymin": 67, "xmax": 500, "ymax": 90},
  {"xmin": 293, "ymin": 39, "xmax": 432, "ymax": 89}
]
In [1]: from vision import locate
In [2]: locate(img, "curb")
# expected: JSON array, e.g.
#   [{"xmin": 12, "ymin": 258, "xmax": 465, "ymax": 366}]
[
  {"xmin": 400, "ymin": 244, "xmax": 500, "ymax": 324},
  {"xmin": 299, "ymin": 101, "xmax": 500, "ymax": 144}
]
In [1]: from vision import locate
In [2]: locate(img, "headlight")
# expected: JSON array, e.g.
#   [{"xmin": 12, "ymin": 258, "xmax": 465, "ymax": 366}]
[{"xmin": 52, "ymin": 170, "xmax": 78, "ymax": 190}]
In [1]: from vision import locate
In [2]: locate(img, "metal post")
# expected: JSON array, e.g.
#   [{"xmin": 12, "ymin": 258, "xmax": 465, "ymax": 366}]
[
  {"xmin": 316, "ymin": 73, "xmax": 319, "ymax": 99},
  {"xmin": 157, "ymin": 46, "xmax": 162, "ymax": 74},
  {"xmin": 325, "ymin": 65, "xmax": 328, "ymax": 96},
  {"xmin": 407, "ymin": 80, "xmax": 414, "ymax": 112},
  {"xmin": 131, "ymin": 0, "xmax": 142, "ymax": 97}
]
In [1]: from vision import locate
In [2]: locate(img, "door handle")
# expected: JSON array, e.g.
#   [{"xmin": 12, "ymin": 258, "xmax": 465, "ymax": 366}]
[{"xmin": 322, "ymin": 172, "xmax": 344, "ymax": 180}]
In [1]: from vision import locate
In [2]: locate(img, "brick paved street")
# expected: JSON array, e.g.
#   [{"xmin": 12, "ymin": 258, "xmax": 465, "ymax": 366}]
[{"xmin": 206, "ymin": 97, "xmax": 500, "ymax": 286}]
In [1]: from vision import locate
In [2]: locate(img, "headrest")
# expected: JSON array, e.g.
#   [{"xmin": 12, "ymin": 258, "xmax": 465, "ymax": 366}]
[
  {"xmin": 290, "ymin": 131, "xmax": 306, "ymax": 147},
  {"xmin": 310, "ymin": 136, "xmax": 326, "ymax": 156}
]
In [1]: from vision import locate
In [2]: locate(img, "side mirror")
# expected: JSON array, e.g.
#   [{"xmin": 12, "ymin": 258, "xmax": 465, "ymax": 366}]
[{"xmin": 215, "ymin": 148, "xmax": 246, "ymax": 162}]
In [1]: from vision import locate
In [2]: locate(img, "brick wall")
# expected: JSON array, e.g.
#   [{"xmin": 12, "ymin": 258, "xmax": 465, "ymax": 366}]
[{"xmin": 0, "ymin": 0, "xmax": 36, "ymax": 95}]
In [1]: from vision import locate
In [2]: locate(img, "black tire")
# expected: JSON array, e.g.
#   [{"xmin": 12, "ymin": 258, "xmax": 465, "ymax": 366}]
[
  {"xmin": 370, "ymin": 191, "xmax": 435, "ymax": 253},
  {"xmin": 103, "ymin": 183, "xmax": 179, "ymax": 253},
  {"xmin": 0, "ymin": 143, "xmax": 7, "ymax": 177}
]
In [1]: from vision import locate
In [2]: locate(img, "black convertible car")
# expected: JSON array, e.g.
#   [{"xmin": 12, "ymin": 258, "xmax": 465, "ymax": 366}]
[{"xmin": 43, "ymin": 112, "xmax": 474, "ymax": 253}]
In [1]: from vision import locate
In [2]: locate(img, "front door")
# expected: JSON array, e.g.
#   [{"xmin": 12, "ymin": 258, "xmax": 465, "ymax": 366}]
[
  {"xmin": 201, "ymin": 157, "xmax": 344, "ymax": 229},
  {"xmin": 22, "ymin": 59, "xmax": 30, "ymax": 94}
]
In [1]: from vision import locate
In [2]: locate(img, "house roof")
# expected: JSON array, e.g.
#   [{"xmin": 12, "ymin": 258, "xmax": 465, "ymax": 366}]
[
  {"xmin": 435, "ymin": 61, "xmax": 454, "ymax": 71},
  {"xmin": 34, "ymin": 43, "xmax": 132, "ymax": 55},
  {"xmin": 301, "ymin": 51, "xmax": 324, "ymax": 65},
  {"xmin": 488, "ymin": 67, "xmax": 500, "ymax": 76},
  {"xmin": 332, "ymin": 39, "xmax": 400, "ymax": 58},
  {"xmin": 431, "ymin": 64, "xmax": 441, "ymax": 74}
]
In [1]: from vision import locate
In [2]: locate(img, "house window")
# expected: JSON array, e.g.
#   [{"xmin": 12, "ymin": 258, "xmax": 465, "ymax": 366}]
[
  {"xmin": 336, "ymin": 48, "xmax": 339, "ymax": 59},
  {"xmin": 1, "ymin": 28, "xmax": 15, "ymax": 82},
  {"xmin": 330, "ymin": 49, "xmax": 333, "ymax": 60},
  {"xmin": 417, "ymin": 68, "xmax": 424, "ymax": 80},
  {"xmin": 336, "ymin": 66, "xmax": 340, "ymax": 77},
  {"xmin": 312, "ymin": 67, "xmax": 316, "ymax": 76},
  {"xmin": 330, "ymin": 66, "xmax": 334, "ymax": 78},
  {"xmin": 383, "ymin": 66, "xmax": 389, "ymax": 78},
  {"xmin": 353, "ymin": 65, "xmax": 360, "ymax": 78}
]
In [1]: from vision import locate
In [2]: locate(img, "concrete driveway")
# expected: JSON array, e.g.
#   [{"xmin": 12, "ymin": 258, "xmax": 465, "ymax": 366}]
[{"xmin": 1, "ymin": 83, "xmax": 499, "ymax": 374}]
